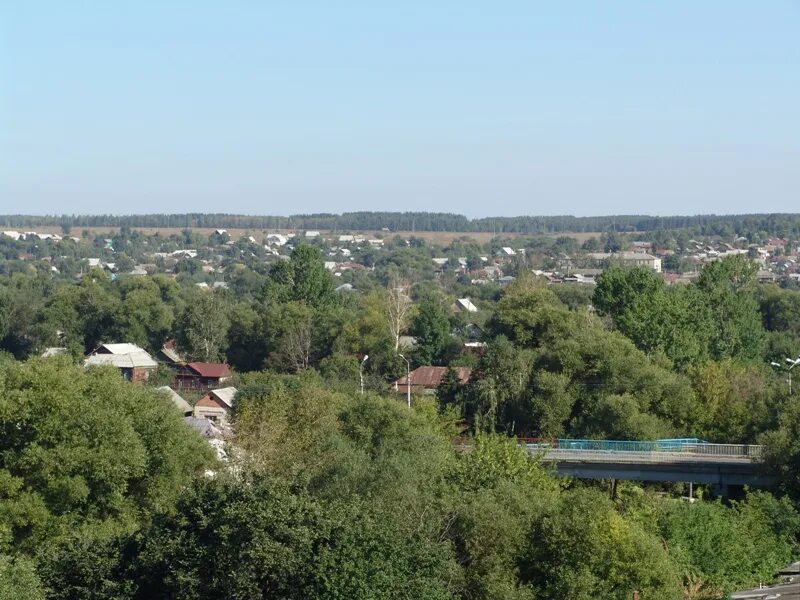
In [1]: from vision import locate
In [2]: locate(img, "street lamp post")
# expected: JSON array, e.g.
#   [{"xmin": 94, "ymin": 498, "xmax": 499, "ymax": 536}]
[
  {"xmin": 360, "ymin": 355, "xmax": 369, "ymax": 395},
  {"xmin": 398, "ymin": 353, "xmax": 411, "ymax": 408},
  {"xmin": 770, "ymin": 357, "xmax": 800, "ymax": 395}
]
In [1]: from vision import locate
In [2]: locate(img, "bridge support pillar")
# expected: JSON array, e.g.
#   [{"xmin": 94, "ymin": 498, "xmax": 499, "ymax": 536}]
[
  {"xmin": 711, "ymin": 483, "xmax": 730, "ymax": 499},
  {"xmin": 712, "ymin": 483, "xmax": 748, "ymax": 500}
]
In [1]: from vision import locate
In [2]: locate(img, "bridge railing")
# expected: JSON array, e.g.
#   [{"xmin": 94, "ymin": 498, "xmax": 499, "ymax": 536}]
[{"xmin": 518, "ymin": 438, "xmax": 763, "ymax": 459}]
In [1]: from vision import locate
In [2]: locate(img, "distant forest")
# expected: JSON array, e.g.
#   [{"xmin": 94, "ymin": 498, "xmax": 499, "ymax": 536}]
[{"xmin": 3, "ymin": 212, "xmax": 800, "ymax": 237}]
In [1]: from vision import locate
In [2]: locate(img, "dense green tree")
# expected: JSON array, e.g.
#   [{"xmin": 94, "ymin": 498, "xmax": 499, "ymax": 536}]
[
  {"xmin": 0, "ymin": 358, "xmax": 215, "ymax": 554},
  {"xmin": 176, "ymin": 291, "xmax": 230, "ymax": 361},
  {"xmin": 225, "ymin": 301, "xmax": 269, "ymax": 371},
  {"xmin": 0, "ymin": 274, "xmax": 56, "ymax": 358},
  {"xmin": 696, "ymin": 255, "xmax": 765, "ymax": 360},
  {"xmin": 653, "ymin": 492, "xmax": 800, "ymax": 598},
  {"xmin": 115, "ymin": 277, "xmax": 174, "ymax": 351},
  {"xmin": 0, "ymin": 554, "xmax": 45, "ymax": 600},
  {"xmin": 290, "ymin": 244, "xmax": 335, "ymax": 308},
  {"xmin": 593, "ymin": 266, "xmax": 663, "ymax": 321},
  {"xmin": 689, "ymin": 360, "xmax": 776, "ymax": 443},
  {"xmin": 411, "ymin": 293, "xmax": 452, "ymax": 365},
  {"xmin": 521, "ymin": 488, "xmax": 682, "ymax": 600}
]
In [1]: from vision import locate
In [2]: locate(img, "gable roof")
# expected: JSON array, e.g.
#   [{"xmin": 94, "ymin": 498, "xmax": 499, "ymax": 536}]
[
  {"xmin": 210, "ymin": 387, "xmax": 237, "ymax": 408},
  {"xmin": 157, "ymin": 386, "xmax": 193, "ymax": 414},
  {"xmin": 159, "ymin": 346, "xmax": 185, "ymax": 364},
  {"xmin": 395, "ymin": 366, "xmax": 471, "ymax": 388},
  {"xmin": 98, "ymin": 342, "xmax": 147, "ymax": 355},
  {"xmin": 455, "ymin": 298, "xmax": 478, "ymax": 312},
  {"xmin": 85, "ymin": 351, "xmax": 158, "ymax": 369},
  {"xmin": 186, "ymin": 362, "xmax": 231, "ymax": 378}
]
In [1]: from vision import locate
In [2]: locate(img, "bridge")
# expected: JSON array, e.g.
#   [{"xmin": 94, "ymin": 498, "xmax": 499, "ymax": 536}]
[{"xmin": 522, "ymin": 439, "xmax": 778, "ymax": 497}]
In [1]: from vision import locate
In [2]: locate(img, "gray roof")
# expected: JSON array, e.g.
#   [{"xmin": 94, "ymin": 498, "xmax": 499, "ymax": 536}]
[
  {"xmin": 41, "ymin": 347, "xmax": 68, "ymax": 358},
  {"xmin": 730, "ymin": 581, "xmax": 800, "ymax": 599},
  {"xmin": 184, "ymin": 416, "xmax": 222, "ymax": 439},
  {"xmin": 157, "ymin": 386, "xmax": 193, "ymax": 415},
  {"xmin": 99, "ymin": 343, "xmax": 146, "ymax": 355},
  {"xmin": 159, "ymin": 346, "xmax": 184, "ymax": 364},
  {"xmin": 779, "ymin": 561, "xmax": 800, "ymax": 575},
  {"xmin": 618, "ymin": 252, "xmax": 658, "ymax": 260},
  {"xmin": 455, "ymin": 298, "xmax": 478, "ymax": 312},
  {"xmin": 85, "ymin": 352, "xmax": 158, "ymax": 369},
  {"xmin": 210, "ymin": 387, "xmax": 237, "ymax": 408},
  {"xmin": 398, "ymin": 335, "xmax": 418, "ymax": 349}
]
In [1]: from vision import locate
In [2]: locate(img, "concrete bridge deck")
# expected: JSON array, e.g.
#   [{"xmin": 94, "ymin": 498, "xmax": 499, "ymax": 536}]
[{"xmin": 522, "ymin": 439, "xmax": 777, "ymax": 496}]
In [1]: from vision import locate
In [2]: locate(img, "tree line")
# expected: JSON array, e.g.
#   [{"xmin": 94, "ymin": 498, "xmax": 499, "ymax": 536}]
[{"xmin": 4, "ymin": 211, "xmax": 800, "ymax": 237}]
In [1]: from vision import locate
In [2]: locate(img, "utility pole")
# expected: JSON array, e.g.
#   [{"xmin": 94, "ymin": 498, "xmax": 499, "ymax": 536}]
[{"xmin": 398, "ymin": 353, "xmax": 411, "ymax": 408}]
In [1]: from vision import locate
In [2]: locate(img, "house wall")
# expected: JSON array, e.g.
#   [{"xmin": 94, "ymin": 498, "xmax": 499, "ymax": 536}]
[
  {"xmin": 131, "ymin": 367, "xmax": 152, "ymax": 382},
  {"xmin": 174, "ymin": 374, "xmax": 223, "ymax": 390},
  {"xmin": 194, "ymin": 395, "xmax": 229, "ymax": 423}
]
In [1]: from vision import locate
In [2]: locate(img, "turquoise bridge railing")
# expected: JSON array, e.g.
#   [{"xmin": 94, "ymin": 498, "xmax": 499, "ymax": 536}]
[{"xmin": 519, "ymin": 438, "xmax": 763, "ymax": 458}]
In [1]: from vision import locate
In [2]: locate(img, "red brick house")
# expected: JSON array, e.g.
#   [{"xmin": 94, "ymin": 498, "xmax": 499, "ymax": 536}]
[
  {"xmin": 393, "ymin": 366, "xmax": 472, "ymax": 395},
  {"xmin": 174, "ymin": 362, "xmax": 232, "ymax": 390},
  {"xmin": 193, "ymin": 387, "xmax": 237, "ymax": 424}
]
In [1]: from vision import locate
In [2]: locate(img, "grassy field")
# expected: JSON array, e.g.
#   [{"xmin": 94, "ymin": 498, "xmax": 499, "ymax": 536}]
[{"xmin": 35, "ymin": 225, "xmax": 603, "ymax": 245}]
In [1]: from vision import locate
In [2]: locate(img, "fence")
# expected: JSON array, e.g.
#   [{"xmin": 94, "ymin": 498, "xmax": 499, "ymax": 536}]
[{"xmin": 519, "ymin": 438, "xmax": 763, "ymax": 459}]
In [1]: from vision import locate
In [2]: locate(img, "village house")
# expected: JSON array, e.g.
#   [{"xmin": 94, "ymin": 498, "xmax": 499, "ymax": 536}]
[
  {"xmin": 392, "ymin": 366, "xmax": 472, "ymax": 395},
  {"xmin": 174, "ymin": 362, "xmax": 232, "ymax": 390},
  {"xmin": 193, "ymin": 386, "xmax": 238, "ymax": 424},
  {"xmin": 84, "ymin": 343, "xmax": 158, "ymax": 382},
  {"xmin": 616, "ymin": 252, "xmax": 662, "ymax": 272},
  {"xmin": 266, "ymin": 233, "xmax": 288, "ymax": 246}
]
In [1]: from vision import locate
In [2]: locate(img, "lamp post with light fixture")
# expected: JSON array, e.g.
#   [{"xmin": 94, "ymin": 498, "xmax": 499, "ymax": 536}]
[
  {"xmin": 770, "ymin": 356, "xmax": 800, "ymax": 395},
  {"xmin": 360, "ymin": 355, "xmax": 369, "ymax": 395}
]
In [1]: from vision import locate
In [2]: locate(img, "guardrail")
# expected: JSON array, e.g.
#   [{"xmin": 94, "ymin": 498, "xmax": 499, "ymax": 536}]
[{"xmin": 519, "ymin": 438, "xmax": 764, "ymax": 459}]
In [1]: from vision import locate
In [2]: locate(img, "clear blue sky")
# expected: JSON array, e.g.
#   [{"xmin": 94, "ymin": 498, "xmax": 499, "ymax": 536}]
[{"xmin": 1, "ymin": 2, "xmax": 798, "ymax": 217}]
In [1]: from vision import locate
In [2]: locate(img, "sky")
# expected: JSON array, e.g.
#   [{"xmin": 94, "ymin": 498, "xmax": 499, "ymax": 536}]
[{"xmin": 1, "ymin": 1, "xmax": 798, "ymax": 218}]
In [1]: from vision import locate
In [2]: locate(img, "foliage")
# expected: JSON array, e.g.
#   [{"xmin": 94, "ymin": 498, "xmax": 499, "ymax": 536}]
[
  {"xmin": 412, "ymin": 292, "xmax": 452, "ymax": 366},
  {"xmin": 0, "ymin": 358, "xmax": 216, "ymax": 554},
  {"xmin": 176, "ymin": 290, "xmax": 230, "ymax": 361},
  {"xmin": 0, "ymin": 554, "xmax": 45, "ymax": 600}
]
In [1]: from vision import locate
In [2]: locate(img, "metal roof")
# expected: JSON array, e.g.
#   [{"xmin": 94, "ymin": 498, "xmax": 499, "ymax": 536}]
[
  {"xmin": 210, "ymin": 387, "xmax": 238, "ymax": 408},
  {"xmin": 84, "ymin": 351, "xmax": 158, "ymax": 369},
  {"xmin": 455, "ymin": 298, "xmax": 478, "ymax": 312},
  {"xmin": 184, "ymin": 416, "xmax": 222, "ymax": 439},
  {"xmin": 186, "ymin": 362, "xmax": 231, "ymax": 378},
  {"xmin": 395, "ymin": 367, "xmax": 471, "ymax": 388},
  {"xmin": 99, "ymin": 343, "xmax": 145, "ymax": 355},
  {"xmin": 157, "ymin": 386, "xmax": 193, "ymax": 414},
  {"xmin": 85, "ymin": 351, "xmax": 158, "ymax": 369}
]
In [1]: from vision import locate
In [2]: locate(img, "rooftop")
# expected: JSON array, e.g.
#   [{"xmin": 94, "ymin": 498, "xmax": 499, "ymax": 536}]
[
  {"xmin": 186, "ymin": 362, "xmax": 232, "ymax": 378},
  {"xmin": 395, "ymin": 366, "xmax": 471, "ymax": 388},
  {"xmin": 85, "ymin": 351, "xmax": 158, "ymax": 369},
  {"xmin": 157, "ymin": 386, "xmax": 193, "ymax": 414},
  {"xmin": 210, "ymin": 386, "xmax": 238, "ymax": 408}
]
